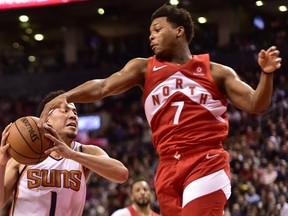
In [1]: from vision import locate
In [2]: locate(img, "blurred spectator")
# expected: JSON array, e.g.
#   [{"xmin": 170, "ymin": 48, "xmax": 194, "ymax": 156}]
[
  {"xmin": 260, "ymin": 163, "xmax": 278, "ymax": 186},
  {"xmin": 277, "ymin": 194, "xmax": 288, "ymax": 216},
  {"xmin": 244, "ymin": 185, "xmax": 261, "ymax": 205}
]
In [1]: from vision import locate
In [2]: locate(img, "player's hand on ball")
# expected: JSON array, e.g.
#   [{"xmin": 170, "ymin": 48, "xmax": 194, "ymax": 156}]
[
  {"xmin": 43, "ymin": 123, "xmax": 74, "ymax": 159},
  {"xmin": 0, "ymin": 123, "xmax": 12, "ymax": 165}
]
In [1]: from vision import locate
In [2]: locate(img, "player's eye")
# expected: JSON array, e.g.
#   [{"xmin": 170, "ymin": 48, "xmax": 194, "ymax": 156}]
[{"xmin": 60, "ymin": 108, "xmax": 68, "ymax": 113}]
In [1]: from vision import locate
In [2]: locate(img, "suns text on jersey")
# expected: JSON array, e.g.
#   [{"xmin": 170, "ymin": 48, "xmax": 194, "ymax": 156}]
[{"xmin": 27, "ymin": 169, "xmax": 82, "ymax": 191}]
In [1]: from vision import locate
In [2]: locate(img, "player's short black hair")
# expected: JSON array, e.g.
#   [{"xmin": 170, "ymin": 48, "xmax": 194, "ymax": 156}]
[
  {"xmin": 36, "ymin": 90, "xmax": 66, "ymax": 117},
  {"xmin": 151, "ymin": 4, "xmax": 194, "ymax": 44},
  {"xmin": 131, "ymin": 178, "xmax": 149, "ymax": 190}
]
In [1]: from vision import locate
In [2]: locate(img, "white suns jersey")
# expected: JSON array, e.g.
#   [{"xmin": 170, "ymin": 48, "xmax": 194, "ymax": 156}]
[{"xmin": 10, "ymin": 141, "xmax": 89, "ymax": 216}]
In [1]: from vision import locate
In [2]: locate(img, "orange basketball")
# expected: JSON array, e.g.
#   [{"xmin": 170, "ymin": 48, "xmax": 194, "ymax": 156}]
[{"xmin": 7, "ymin": 116, "xmax": 53, "ymax": 165}]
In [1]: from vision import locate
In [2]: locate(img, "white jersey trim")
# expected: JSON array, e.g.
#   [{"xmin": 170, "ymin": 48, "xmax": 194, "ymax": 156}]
[
  {"xmin": 111, "ymin": 208, "xmax": 131, "ymax": 216},
  {"xmin": 182, "ymin": 169, "xmax": 231, "ymax": 207},
  {"xmin": 144, "ymin": 71, "xmax": 226, "ymax": 125}
]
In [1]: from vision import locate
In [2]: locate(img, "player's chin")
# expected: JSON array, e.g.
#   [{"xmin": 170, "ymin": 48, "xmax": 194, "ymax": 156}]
[
  {"xmin": 137, "ymin": 200, "xmax": 150, "ymax": 207},
  {"xmin": 67, "ymin": 132, "xmax": 77, "ymax": 139}
]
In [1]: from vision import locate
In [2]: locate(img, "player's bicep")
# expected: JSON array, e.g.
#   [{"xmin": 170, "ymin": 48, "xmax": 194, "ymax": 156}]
[
  {"xmin": 82, "ymin": 145, "xmax": 108, "ymax": 157},
  {"xmin": 224, "ymin": 67, "xmax": 255, "ymax": 111},
  {"xmin": 103, "ymin": 58, "xmax": 147, "ymax": 95}
]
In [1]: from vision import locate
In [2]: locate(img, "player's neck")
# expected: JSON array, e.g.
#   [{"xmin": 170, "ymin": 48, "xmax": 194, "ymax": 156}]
[
  {"xmin": 133, "ymin": 204, "xmax": 152, "ymax": 216},
  {"xmin": 166, "ymin": 50, "xmax": 193, "ymax": 66}
]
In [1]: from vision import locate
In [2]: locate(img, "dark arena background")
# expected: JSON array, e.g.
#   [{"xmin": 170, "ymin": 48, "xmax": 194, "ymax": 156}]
[{"xmin": 0, "ymin": 0, "xmax": 287, "ymax": 215}]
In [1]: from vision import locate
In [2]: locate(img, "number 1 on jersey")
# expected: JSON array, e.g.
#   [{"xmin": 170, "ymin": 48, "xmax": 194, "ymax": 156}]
[
  {"xmin": 49, "ymin": 191, "xmax": 57, "ymax": 216},
  {"xmin": 171, "ymin": 101, "xmax": 184, "ymax": 124}
]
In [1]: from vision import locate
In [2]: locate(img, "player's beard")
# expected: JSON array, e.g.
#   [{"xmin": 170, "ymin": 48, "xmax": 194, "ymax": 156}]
[{"xmin": 134, "ymin": 198, "xmax": 150, "ymax": 207}]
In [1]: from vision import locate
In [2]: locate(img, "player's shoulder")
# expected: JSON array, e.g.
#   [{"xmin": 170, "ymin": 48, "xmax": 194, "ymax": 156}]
[
  {"xmin": 210, "ymin": 61, "xmax": 238, "ymax": 78},
  {"xmin": 111, "ymin": 207, "xmax": 131, "ymax": 216},
  {"xmin": 127, "ymin": 57, "xmax": 149, "ymax": 67},
  {"xmin": 210, "ymin": 62, "xmax": 239, "ymax": 94},
  {"xmin": 123, "ymin": 57, "xmax": 149, "ymax": 80},
  {"xmin": 7, "ymin": 157, "xmax": 21, "ymax": 171},
  {"xmin": 79, "ymin": 142, "xmax": 108, "ymax": 156}
]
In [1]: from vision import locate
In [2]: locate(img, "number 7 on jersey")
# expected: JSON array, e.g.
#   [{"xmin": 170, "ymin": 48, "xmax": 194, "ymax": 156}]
[{"xmin": 171, "ymin": 101, "xmax": 184, "ymax": 124}]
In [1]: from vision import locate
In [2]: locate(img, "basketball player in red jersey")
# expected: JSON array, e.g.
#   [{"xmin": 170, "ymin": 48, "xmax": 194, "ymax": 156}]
[
  {"xmin": 111, "ymin": 179, "xmax": 159, "ymax": 216},
  {"xmin": 38, "ymin": 4, "xmax": 282, "ymax": 216},
  {"xmin": 0, "ymin": 90, "xmax": 128, "ymax": 216}
]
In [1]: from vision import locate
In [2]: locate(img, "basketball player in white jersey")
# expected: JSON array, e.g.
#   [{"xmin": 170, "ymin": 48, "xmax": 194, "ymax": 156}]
[{"xmin": 0, "ymin": 90, "xmax": 129, "ymax": 216}]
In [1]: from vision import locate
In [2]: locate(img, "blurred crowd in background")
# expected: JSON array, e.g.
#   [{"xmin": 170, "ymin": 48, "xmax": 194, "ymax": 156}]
[{"xmin": 0, "ymin": 10, "xmax": 287, "ymax": 216}]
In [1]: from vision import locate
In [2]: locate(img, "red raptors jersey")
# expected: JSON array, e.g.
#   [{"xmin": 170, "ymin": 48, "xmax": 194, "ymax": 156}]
[
  {"xmin": 127, "ymin": 205, "xmax": 159, "ymax": 216},
  {"xmin": 143, "ymin": 54, "xmax": 228, "ymax": 157}
]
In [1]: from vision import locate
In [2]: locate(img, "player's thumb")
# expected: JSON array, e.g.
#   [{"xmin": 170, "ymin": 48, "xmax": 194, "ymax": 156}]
[
  {"xmin": 258, "ymin": 49, "xmax": 266, "ymax": 59},
  {"xmin": 38, "ymin": 109, "xmax": 48, "ymax": 128},
  {"xmin": 258, "ymin": 49, "xmax": 267, "ymax": 66}
]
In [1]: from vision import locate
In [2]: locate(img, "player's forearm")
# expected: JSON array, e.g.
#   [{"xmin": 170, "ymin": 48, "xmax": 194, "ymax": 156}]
[
  {"xmin": 71, "ymin": 151, "xmax": 129, "ymax": 183},
  {"xmin": 65, "ymin": 79, "xmax": 106, "ymax": 103},
  {"xmin": 0, "ymin": 165, "xmax": 7, "ymax": 209},
  {"xmin": 250, "ymin": 72, "xmax": 274, "ymax": 113}
]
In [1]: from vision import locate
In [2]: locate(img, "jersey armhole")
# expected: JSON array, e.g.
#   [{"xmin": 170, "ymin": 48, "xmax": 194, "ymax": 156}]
[{"xmin": 76, "ymin": 143, "xmax": 91, "ymax": 181}]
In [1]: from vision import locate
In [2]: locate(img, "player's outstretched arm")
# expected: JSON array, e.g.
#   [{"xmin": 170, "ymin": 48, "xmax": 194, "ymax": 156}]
[
  {"xmin": 44, "ymin": 123, "xmax": 129, "ymax": 183},
  {"xmin": 218, "ymin": 46, "xmax": 281, "ymax": 114},
  {"xmin": 38, "ymin": 58, "xmax": 147, "ymax": 127},
  {"xmin": 72, "ymin": 145, "xmax": 129, "ymax": 184}
]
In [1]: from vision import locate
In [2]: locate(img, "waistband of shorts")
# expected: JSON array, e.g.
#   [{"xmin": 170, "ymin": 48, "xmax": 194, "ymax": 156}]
[{"xmin": 158, "ymin": 145, "xmax": 223, "ymax": 162}]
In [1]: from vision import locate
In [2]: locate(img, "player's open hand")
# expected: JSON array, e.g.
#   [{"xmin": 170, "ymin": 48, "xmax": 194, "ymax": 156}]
[
  {"xmin": 258, "ymin": 46, "xmax": 282, "ymax": 74},
  {"xmin": 43, "ymin": 123, "xmax": 74, "ymax": 159},
  {"xmin": 38, "ymin": 94, "xmax": 68, "ymax": 128},
  {"xmin": 0, "ymin": 123, "xmax": 12, "ymax": 165}
]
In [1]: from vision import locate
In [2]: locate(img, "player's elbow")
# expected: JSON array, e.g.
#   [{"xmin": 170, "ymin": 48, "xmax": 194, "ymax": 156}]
[
  {"xmin": 252, "ymin": 102, "xmax": 271, "ymax": 114},
  {"xmin": 253, "ymin": 108, "xmax": 267, "ymax": 115},
  {"xmin": 115, "ymin": 167, "xmax": 129, "ymax": 184}
]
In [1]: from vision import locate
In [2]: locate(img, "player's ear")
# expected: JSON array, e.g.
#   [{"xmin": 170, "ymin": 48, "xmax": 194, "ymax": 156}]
[
  {"xmin": 176, "ymin": 26, "xmax": 185, "ymax": 38},
  {"xmin": 130, "ymin": 195, "xmax": 134, "ymax": 202}
]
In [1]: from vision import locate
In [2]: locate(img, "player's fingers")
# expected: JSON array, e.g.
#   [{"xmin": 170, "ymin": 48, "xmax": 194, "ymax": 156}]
[
  {"xmin": 44, "ymin": 133, "xmax": 59, "ymax": 145},
  {"xmin": 1, "ymin": 123, "xmax": 12, "ymax": 146},
  {"xmin": 276, "ymin": 59, "xmax": 282, "ymax": 69},
  {"xmin": 2, "ymin": 123, "xmax": 12, "ymax": 135},
  {"xmin": 267, "ymin": 46, "xmax": 277, "ymax": 53},
  {"xmin": 268, "ymin": 50, "xmax": 280, "ymax": 57},
  {"xmin": 44, "ymin": 146, "xmax": 55, "ymax": 155},
  {"xmin": 43, "ymin": 123, "xmax": 58, "ymax": 137},
  {"xmin": 38, "ymin": 108, "xmax": 50, "ymax": 128},
  {"xmin": 1, "ymin": 143, "xmax": 10, "ymax": 151}
]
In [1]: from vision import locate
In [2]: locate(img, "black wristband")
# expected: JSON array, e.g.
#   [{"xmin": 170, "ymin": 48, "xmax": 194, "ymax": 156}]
[{"xmin": 262, "ymin": 70, "xmax": 273, "ymax": 75}]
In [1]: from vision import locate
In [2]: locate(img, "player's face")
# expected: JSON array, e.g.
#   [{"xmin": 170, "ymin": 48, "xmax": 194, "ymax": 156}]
[
  {"xmin": 131, "ymin": 181, "xmax": 151, "ymax": 207},
  {"xmin": 149, "ymin": 17, "xmax": 179, "ymax": 60},
  {"xmin": 47, "ymin": 103, "xmax": 78, "ymax": 139}
]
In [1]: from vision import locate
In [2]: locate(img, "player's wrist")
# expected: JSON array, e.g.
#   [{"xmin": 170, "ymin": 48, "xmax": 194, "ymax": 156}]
[
  {"xmin": 261, "ymin": 69, "xmax": 273, "ymax": 75},
  {"xmin": 68, "ymin": 149, "xmax": 76, "ymax": 160},
  {"xmin": 62, "ymin": 93, "xmax": 70, "ymax": 102}
]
